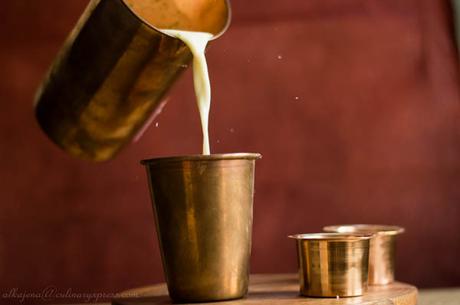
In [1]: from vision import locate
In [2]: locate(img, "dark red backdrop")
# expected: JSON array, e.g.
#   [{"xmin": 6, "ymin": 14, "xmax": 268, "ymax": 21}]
[{"xmin": 1, "ymin": 0, "xmax": 460, "ymax": 304}]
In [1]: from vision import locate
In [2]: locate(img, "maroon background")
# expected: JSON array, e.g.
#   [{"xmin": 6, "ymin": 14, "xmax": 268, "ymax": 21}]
[{"xmin": 1, "ymin": 0, "xmax": 460, "ymax": 303}]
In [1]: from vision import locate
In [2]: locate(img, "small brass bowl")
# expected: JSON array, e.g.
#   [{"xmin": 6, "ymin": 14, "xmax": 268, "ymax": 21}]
[
  {"xmin": 289, "ymin": 233, "xmax": 372, "ymax": 297},
  {"xmin": 323, "ymin": 224, "xmax": 405, "ymax": 285}
]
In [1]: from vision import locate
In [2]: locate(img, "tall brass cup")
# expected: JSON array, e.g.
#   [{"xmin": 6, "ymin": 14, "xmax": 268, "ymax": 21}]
[
  {"xmin": 35, "ymin": 0, "xmax": 231, "ymax": 162},
  {"xmin": 141, "ymin": 153, "xmax": 261, "ymax": 303},
  {"xmin": 323, "ymin": 224, "xmax": 405, "ymax": 285},
  {"xmin": 289, "ymin": 233, "xmax": 372, "ymax": 297}
]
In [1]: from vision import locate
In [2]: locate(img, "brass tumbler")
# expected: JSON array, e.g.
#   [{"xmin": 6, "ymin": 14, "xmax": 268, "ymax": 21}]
[
  {"xmin": 141, "ymin": 153, "xmax": 261, "ymax": 303},
  {"xmin": 35, "ymin": 0, "xmax": 231, "ymax": 162},
  {"xmin": 289, "ymin": 233, "xmax": 372, "ymax": 297},
  {"xmin": 324, "ymin": 224, "xmax": 405, "ymax": 285}
]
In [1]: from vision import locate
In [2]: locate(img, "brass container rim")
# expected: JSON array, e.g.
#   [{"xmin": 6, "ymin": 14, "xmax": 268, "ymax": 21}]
[
  {"xmin": 141, "ymin": 153, "xmax": 262, "ymax": 166},
  {"xmin": 288, "ymin": 232, "xmax": 373, "ymax": 241},
  {"xmin": 323, "ymin": 224, "xmax": 405, "ymax": 236},
  {"xmin": 120, "ymin": 0, "xmax": 232, "ymax": 40}
]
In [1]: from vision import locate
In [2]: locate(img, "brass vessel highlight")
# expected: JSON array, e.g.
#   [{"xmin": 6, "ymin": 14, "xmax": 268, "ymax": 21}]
[
  {"xmin": 35, "ymin": 0, "xmax": 231, "ymax": 161},
  {"xmin": 323, "ymin": 224, "xmax": 405, "ymax": 285},
  {"xmin": 141, "ymin": 153, "xmax": 261, "ymax": 303},
  {"xmin": 289, "ymin": 233, "xmax": 372, "ymax": 297}
]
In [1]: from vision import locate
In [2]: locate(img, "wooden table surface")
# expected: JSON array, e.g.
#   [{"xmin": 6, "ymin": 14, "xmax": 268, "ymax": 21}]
[
  {"xmin": 113, "ymin": 274, "xmax": 417, "ymax": 305},
  {"xmin": 61, "ymin": 274, "xmax": 460, "ymax": 305},
  {"xmin": 418, "ymin": 287, "xmax": 460, "ymax": 305}
]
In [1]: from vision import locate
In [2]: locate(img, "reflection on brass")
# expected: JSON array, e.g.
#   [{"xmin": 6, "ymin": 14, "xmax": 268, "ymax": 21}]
[
  {"xmin": 141, "ymin": 153, "xmax": 261, "ymax": 303},
  {"xmin": 289, "ymin": 233, "xmax": 372, "ymax": 297},
  {"xmin": 34, "ymin": 0, "xmax": 231, "ymax": 162},
  {"xmin": 125, "ymin": 0, "xmax": 229, "ymax": 35},
  {"xmin": 323, "ymin": 225, "xmax": 405, "ymax": 286}
]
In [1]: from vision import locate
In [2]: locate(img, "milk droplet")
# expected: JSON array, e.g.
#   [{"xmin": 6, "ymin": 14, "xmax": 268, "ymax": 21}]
[
  {"xmin": 229, "ymin": 128, "xmax": 235, "ymax": 133},
  {"xmin": 277, "ymin": 55, "xmax": 283, "ymax": 60},
  {"xmin": 295, "ymin": 96, "xmax": 300, "ymax": 101},
  {"xmin": 155, "ymin": 122, "xmax": 159, "ymax": 128}
]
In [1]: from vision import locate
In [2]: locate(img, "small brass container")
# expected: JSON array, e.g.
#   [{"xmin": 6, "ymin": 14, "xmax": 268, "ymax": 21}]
[
  {"xmin": 324, "ymin": 225, "xmax": 405, "ymax": 285},
  {"xmin": 141, "ymin": 153, "xmax": 261, "ymax": 303},
  {"xmin": 35, "ymin": 0, "xmax": 231, "ymax": 161},
  {"xmin": 289, "ymin": 233, "xmax": 372, "ymax": 297}
]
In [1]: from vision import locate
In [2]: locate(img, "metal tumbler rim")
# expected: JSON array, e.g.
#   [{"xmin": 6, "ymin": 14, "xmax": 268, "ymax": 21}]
[
  {"xmin": 141, "ymin": 153, "xmax": 262, "ymax": 166},
  {"xmin": 323, "ymin": 224, "xmax": 405, "ymax": 236},
  {"xmin": 288, "ymin": 232, "xmax": 373, "ymax": 241}
]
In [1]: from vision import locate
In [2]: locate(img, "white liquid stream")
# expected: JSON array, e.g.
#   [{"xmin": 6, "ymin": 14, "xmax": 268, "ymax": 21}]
[{"xmin": 161, "ymin": 29, "xmax": 213, "ymax": 155}]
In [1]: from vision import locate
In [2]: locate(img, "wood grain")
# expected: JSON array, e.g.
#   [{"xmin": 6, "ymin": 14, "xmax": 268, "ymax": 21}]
[{"xmin": 113, "ymin": 274, "xmax": 417, "ymax": 305}]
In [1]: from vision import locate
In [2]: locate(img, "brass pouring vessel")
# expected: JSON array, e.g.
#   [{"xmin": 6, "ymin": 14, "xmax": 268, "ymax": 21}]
[
  {"xmin": 289, "ymin": 233, "xmax": 372, "ymax": 297},
  {"xmin": 141, "ymin": 153, "xmax": 261, "ymax": 303},
  {"xmin": 323, "ymin": 224, "xmax": 405, "ymax": 285},
  {"xmin": 34, "ymin": 0, "xmax": 231, "ymax": 161}
]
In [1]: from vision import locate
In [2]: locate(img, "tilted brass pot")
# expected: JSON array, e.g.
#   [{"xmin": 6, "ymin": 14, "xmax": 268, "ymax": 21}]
[{"xmin": 35, "ymin": 0, "xmax": 231, "ymax": 161}]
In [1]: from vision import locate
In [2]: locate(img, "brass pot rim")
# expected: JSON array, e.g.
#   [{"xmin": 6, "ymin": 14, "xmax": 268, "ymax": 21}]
[
  {"xmin": 323, "ymin": 224, "xmax": 405, "ymax": 236},
  {"xmin": 288, "ymin": 232, "xmax": 372, "ymax": 241},
  {"xmin": 141, "ymin": 153, "xmax": 262, "ymax": 165},
  {"xmin": 120, "ymin": 0, "xmax": 232, "ymax": 40}
]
